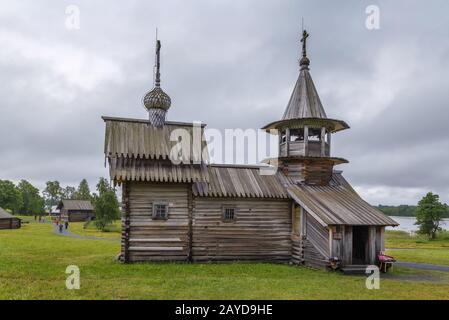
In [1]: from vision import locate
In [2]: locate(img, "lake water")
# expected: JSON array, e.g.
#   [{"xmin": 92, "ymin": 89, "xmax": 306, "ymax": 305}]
[{"xmin": 387, "ymin": 216, "xmax": 449, "ymax": 232}]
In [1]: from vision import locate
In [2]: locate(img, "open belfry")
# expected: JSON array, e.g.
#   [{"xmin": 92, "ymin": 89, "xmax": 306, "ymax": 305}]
[{"xmin": 102, "ymin": 31, "xmax": 397, "ymax": 270}]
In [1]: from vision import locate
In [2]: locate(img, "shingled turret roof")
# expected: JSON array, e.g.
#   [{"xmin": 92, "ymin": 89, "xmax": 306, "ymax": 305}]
[
  {"xmin": 282, "ymin": 65, "xmax": 327, "ymax": 120},
  {"xmin": 263, "ymin": 30, "xmax": 349, "ymax": 133}
]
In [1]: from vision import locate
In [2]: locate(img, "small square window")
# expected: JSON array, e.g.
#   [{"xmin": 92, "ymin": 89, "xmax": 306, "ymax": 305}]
[
  {"xmin": 222, "ymin": 207, "xmax": 236, "ymax": 222},
  {"xmin": 152, "ymin": 202, "xmax": 168, "ymax": 220}
]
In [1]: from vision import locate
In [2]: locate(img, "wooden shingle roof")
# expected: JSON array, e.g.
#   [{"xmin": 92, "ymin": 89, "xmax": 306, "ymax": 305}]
[
  {"xmin": 0, "ymin": 207, "xmax": 14, "ymax": 219},
  {"xmin": 283, "ymin": 68, "xmax": 327, "ymax": 120},
  {"xmin": 288, "ymin": 173, "xmax": 398, "ymax": 226},
  {"xmin": 109, "ymin": 157, "xmax": 210, "ymax": 184},
  {"xmin": 103, "ymin": 116, "xmax": 209, "ymax": 164},
  {"xmin": 57, "ymin": 200, "xmax": 93, "ymax": 211},
  {"xmin": 193, "ymin": 165, "xmax": 290, "ymax": 199}
]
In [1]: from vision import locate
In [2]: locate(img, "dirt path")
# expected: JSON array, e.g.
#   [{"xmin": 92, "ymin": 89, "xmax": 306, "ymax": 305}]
[
  {"xmin": 53, "ymin": 225, "xmax": 119, "ymax": 242},
  {"xmin": 395, "ymin": 261, "xmax": 449, "ymax": 272}
]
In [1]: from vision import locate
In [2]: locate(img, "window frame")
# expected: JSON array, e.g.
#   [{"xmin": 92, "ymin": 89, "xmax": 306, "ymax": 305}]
[
  {"xmin": 222, "ymin": 206, "xmax": 237, "ymax": 223},
  {"xmin": 152, "ymin": 202, "xmax": 169, "ymax": 220}
]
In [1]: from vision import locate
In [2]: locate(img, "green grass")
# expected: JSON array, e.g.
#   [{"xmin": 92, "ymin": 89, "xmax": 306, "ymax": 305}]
[
  {"xmin": 385, "ymin": 230, "xmax": 449, "ymax": 266},
  {"xmin": 1, "ymin": 222, "xmax": 449, "ymax": 299},
  {"xmin": 388, "ymin": 249, "xmax": 449, "ymax": 266},
  {"xmin": 386, "ymin": 230, "xmax": 449, "ymax": 249},
  {"xmin": 68, "ymin": 220, "xmax": 121, "ymax": 240}
]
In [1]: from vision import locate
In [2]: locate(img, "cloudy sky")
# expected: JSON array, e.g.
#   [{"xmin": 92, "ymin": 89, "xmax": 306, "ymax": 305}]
[{"xmin": 0, "ymin": 0, "xmax": 448, "ymax": 205}]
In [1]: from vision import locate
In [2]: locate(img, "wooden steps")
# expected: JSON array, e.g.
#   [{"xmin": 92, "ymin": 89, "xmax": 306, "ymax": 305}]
[{"xmin": 341, "ymin": 265, "xmax": 369, "ymax": 275}]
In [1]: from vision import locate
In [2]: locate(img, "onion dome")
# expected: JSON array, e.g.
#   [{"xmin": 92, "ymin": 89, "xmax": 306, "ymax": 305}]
[
  {"xmin": 143, "ymin": 86, "xmax": 171, "ymax": 111},
  {"xmin": 143, "ymin": 39, "xmax": 171, "ymax": 127}
]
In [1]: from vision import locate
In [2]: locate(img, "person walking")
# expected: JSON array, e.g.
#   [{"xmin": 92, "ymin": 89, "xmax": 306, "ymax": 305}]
[
  {"xmin": 64, "ymin": 221, "xmax": 69, "ymax": 230},
  {"xmin": 58, "ymin": 223, "xmax": 63, "ymax": 233}
]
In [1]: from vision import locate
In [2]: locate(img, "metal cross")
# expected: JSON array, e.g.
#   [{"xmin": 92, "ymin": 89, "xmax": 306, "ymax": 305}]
[
  {"xmin": 155, "ymin": 40, "xmax": 161, "ymax": 87},
  {"xmin": 301, "ymin": 30, "xmax": 309, "ymax": 58}
]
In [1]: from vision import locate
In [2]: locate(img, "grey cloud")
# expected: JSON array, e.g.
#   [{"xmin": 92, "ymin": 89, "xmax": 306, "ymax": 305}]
[{"xmin": 0, "ymin": 0, "xmax": 448, "ymax": 205}]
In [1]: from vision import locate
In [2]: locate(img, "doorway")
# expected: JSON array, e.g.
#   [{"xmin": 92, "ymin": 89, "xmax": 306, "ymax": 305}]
[{"xmin": 352, "ymin": 226, "xmax": 369, "ymax": 264}]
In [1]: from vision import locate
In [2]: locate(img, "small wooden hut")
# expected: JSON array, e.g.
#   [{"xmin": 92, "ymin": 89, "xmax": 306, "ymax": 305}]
[
  {"xmin": 57, "ymin": 200, "xmax": 94, "ymax": 222},
  {"xmin": 102, "ymin": 32, "xmax": 398, "ymax": 270},
  {"xmin": 0, "ymin": 207, "xmax": 21, "ymax": 230}
]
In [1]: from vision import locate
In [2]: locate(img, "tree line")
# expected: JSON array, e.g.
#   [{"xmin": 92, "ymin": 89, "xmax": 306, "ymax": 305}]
[
  {"xmin": 376, "ymin": 204, "xmax": 449, "ymax": 218},
  {"xmin": 0, "ymin": 177, "xmax": 120, "ymax": 231},
  {"xmin": 377, "ymin": 193, "xmax": 449, "ymax": 240},
  {"xmin": 0, "ymin": 178, "xmax": 93, "ymax": 215}
]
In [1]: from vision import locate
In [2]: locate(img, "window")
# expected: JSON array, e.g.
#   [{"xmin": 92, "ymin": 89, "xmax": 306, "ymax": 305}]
[
  {"xmin": 281, "ymin": 131, "xmax": 287, "ymax": 143},
  {"xmin": 222, "ymin": 207, "xmax": 236, "ymax": 222},
  {"xmin": 289, "ymin": 129, "xmax": 304, "ymax": 142},
  {"xmin": 308, "ymin": 128, "xmax": 321, "ymax": 141},
  {"xmin": 152, "ymin": 202, "xmax": 168, "ymax": 220}
]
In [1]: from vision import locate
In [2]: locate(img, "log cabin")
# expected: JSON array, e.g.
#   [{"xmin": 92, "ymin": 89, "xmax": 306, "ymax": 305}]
[
  {"xmin": 57, "ymin": 200, "xmax": 94, "ymax": 222},
  {"xmin": 102, "ymin": 32, "xmax": 398, "ymax": 270},
  {"xmin": 0, "ymin": 207, "xmax": 21, "ymax": 230}
]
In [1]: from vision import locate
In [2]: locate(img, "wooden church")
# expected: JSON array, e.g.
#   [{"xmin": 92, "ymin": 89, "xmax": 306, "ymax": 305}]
[{"xmin": 102, "ymin": 31, "xmax": 398, "ymax": 270}]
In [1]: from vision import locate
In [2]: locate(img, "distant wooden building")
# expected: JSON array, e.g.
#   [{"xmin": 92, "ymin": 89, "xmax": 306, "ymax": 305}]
[
  {"xmin": 0, "ymin": 207, "xmax": 21, "ymax": 230},
  {"xmin": 103, "ymin": 33, "xmax": 397, "ymax": 270},
  {"xmin": 57, "ymin": 200, "xmax": 94, "ymax": 222}
]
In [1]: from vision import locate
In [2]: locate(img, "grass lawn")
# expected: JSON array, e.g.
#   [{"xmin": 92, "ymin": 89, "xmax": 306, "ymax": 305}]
[
  {"xmin": 386, "ymin": 230, "xmax": 449, "ymax": 249},
  {"xmin": 388, "ymin": 249, "xmax": 449, "ymax": 266},
  {"xmin": 68, "ymin": 221, "xmax": 121, "ymax": 240},
  {"xmin": 385, "ymin": 230, "xmax": 449, "ymax": 266},
  {"xmin": 1, "ymin": 221, "xmax": 449, "ymax": 299}
]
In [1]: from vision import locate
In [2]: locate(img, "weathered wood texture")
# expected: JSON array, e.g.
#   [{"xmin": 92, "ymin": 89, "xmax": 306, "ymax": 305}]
[
  {"xmin": 61, "ymin": 210, "xmax": 94, "ymax": 222},
  {"xmin": 375, "ymin": 226, "xmax": 385, "ymax": 254},
  {"xmin": 0, "ymin": 207, "xmax": 21, "ymax": 230},
  {"xmin": 193, "ymin": 165, "xmax": 290, "ymax": 199},
  {"xmin": 104, "ymin": 118, "xmax": 209, "ymax": 164},
  {"xmin": 367, "ymin": 226, "xmax": 377, "ymax": 264},
  {"xmin": 58, "ymin": 200, "xmax": 94, "ymax": 222},
  {"xmin": 110, "ymin": 158, "xmax": 209, "ymax": 185},
  {"xmin": 191, "ymin": 198, "xmax": 292, "ymax": 262},
  {"xmin": 126, "ymin": 182, "xmax": 190, "ymax": 262},
  {"xmin": 0, "ymin": 218, "xmax": 21, "ymax": 229},
  {"xmin": 291, "ymin": 234, "xmax": 304, "ymax": 265},
  {"xmin": 302, "ymin": 211, "xmax": 329, "ymax": 268},
  {"xmin": 280, "ymin": 140, "xmax": 329, "ymax": 158},
  {"xmin": 342, "ymin": 226, "xmax": 353, "ymax": 265},
  {"xmin": 281, "ymin": 159, "xmax": 335, "ymax": 186},
  {"xmin": 288, "ymin": 174, "xmax": 399, "ymax": 226}
]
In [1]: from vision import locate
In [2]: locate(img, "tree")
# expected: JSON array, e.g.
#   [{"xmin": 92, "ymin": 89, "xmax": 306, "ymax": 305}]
[
  {"xmin": 43, "ymin": 181, "xmax": 62, "ymax": 211},
  {"xmin": 0, "ymin": 180, "xmax": 22, "ymax": 214},
  {"xmin": 62, "ymin": 186, "xmax": 76, "ymax": 200},
  {"xmin": 17, "ymin": 180, "xmax": 45, "ymax": 216},
  {"xmin": 415, "ymin": 192, "xmax": 448, "ymax": 239},
  {"xmin": 75, "ymin": 179, "xmax": 92, "ymax": 200},
  {"xmin": 92, "ymin": 178, "xmax": 120, "ymax": 231}
]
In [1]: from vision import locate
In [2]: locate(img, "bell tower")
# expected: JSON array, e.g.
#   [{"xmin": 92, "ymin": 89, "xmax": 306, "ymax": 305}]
[{"xmin": 263, "ymin": 30, "xmax": 349, "ymax": 186}]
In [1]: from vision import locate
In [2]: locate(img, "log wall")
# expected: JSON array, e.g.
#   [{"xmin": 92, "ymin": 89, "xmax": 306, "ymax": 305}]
[
  {"xmin": 65, "ymin": 211, "xmax": 94, "ymax": 222},
  {"xmin": 0, "ymin": 218, "xmax": 21, "ymax": 229},
  {"xmin": 191, "ymin": 198, "xmax": 292, "ymax": 262},
  {"xmin": 126, "ymin": 182, "xmax": 190, "ymax": 262},
  {"xmin": 302, "ymin": 212, "xmax": 330, "ymax": 268}
]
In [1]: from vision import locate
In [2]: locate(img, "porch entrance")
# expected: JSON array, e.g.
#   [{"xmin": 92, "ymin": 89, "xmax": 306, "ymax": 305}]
[{"xmin": 352, "ymin": 226, "xmax": 369, "ymax": 264}]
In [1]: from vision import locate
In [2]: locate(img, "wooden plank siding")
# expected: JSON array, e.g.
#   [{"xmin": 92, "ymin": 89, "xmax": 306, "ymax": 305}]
[
  {"xmin": 0, "ymin": 218, "xmax": 21, "ymax": 230},
  {"xmin": 191, "ymin": 198, "xmax": 292, "ymax": 262},
  {"xmin": 302, "ymin": 211, "xmax": 330, "ymax": 268},
  {"xmin": 63, "ymin": 210, "xmax": 94, "ymax": 222},
  {"xmin": 126, "ymin": 182, "xmax": 190, "ymax": 262},
  {"xmin": 123, "ymin": 181, "xmax": 292, "ymax": 263}
]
